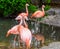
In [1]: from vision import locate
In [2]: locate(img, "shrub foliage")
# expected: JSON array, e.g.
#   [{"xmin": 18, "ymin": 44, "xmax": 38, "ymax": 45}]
[
  {"xmin": 0, "ymin": 0, "xmax": 51, "ymax": 17},
  {"xmin": 0, "ymin": 0, "xmax": 37, "ymax": 17}
]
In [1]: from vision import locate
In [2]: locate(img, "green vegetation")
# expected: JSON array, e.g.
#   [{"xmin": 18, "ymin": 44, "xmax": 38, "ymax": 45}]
[
  {"xmin": 0, "ymin": 0, "xmax": 27, "ymax": 17},
  {"xmin": 0, "ymin": 0, "xmax": 51, "ymax": 17},
  {"xmin": 28, "ymin": 4, "xmax": 37, "ymax": 13},
  {"xmin": 0, "ymin": 0, "xmax": 37, "ymax": 17},
  {"xmin": 44, "ymin": 0, "xmax": 51, "ymax": 11},
  {"xmin": 45, "ymin": 0, "xmax": 51, "ymax": 3},
  {"xmin": 45, "ymin": 5, "xmax": 51, "ymax": 11}
]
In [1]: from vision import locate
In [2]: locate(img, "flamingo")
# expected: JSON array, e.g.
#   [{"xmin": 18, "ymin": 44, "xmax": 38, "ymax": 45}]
[
  {"xmin": 18, "ymin": 25, "xmax": 32, "ymax": 49},
  {"xmin": 6, "ymin": 25, "xmax": 24, "ymax": 42},
  {"xmin": 6, "ymin": 25, "xmax": 21, "ymax": 49},
  {"xmin": 31, "ymin": 5, "xmax": 45, "ymax": 18},
  {"xmin": 6, "ymin": 24, "xmax": 32, "ymax": 49},
  {"xmin": 15, "ymin": 3, "xmax": 29, "ymax": 28}
]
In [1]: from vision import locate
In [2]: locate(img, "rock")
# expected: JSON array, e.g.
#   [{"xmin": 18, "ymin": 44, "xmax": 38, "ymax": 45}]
[
  {"xmin": 46, "ymin": 8, "xmax": 56, "ymax": 15},
  {"xmin": 40, "ymin": 42, "xmax": 60, "ymax": 49},
  {"xmin": 40, "ymin": 46, "xmax": 49, "ymax": 49},
  {"xmin": 48, "ymin": 42, "xmax": 60, "ymax": 48},
  {"xmin": 46, "ymin": 8, "xmax": 60, "ymax": 15}
]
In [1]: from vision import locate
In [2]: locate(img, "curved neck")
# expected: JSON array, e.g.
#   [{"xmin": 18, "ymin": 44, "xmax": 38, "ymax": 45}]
[
  {"xmin": 26, "ymin": 5, "xmax": 28, "ymax": 15},
  {"xmin": 42, "ymin": 7, "xmax": 44, "ymax": 13}
]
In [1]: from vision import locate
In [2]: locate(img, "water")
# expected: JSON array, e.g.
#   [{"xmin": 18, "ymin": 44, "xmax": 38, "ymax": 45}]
[{"xmin": 0, "ymin": 18, "xmax": 60, "ymax": 49}]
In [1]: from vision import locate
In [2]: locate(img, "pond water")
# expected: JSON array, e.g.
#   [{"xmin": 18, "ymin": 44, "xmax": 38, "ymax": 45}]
[{"xmin": 0, "ymin": 18, "xmax": 60, "ymax": 49}]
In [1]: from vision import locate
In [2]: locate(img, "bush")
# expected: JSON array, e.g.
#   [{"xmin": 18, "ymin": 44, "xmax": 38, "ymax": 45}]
[
  {"xmin": 0, "ymin": 0, "xmax": 27, "ymax": 17},
  {"xmin": 45, "ymin": 0, "xmax": 51, "ymax": 3},
  {"xmin": 1, "ymin": 0, "xmax": 51, "ymax": 17},
  {"xmin": 28, "ymin": 4, "xmax": 37, "ymax": 13},
  {"xmin": 45, "ymin": 5, "xmax": 51, "ymax": 11},
  {"xmin": 44, "ymin": 0, "xmax": 51, "ymax": 11},
  {"xmin": 0, "ymin": 0, "xmax": 37, "ymax": 17}
]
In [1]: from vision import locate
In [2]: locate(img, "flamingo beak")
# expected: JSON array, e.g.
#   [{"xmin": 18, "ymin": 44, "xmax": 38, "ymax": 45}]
[
  {"xmin": 15, "ymin": 17, "xmax": 18, "ymax": 20},
  {"xmin": 26, "ymin": 17, "xmax": 28, "ymax": 20},
  {"xmin": 15, "ymin": 16, "xmax": 19, "ymax": 20}
]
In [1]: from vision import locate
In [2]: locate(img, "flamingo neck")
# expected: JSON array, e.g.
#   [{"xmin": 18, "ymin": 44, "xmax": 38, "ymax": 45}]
[
  {"xmin": 42, "ymin": 7, "xmax": 44, "ymax": 13},
  {"xmin": 26, "ymin": 5, "xmax": 28, "ymax": 16}
]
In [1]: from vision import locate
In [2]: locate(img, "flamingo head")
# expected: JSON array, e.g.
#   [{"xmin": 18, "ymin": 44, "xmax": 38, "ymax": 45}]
[
  {"xmin": 15, "ymin": 15, "xmax": 22, "ymax": 21},
  {"xmin": 26, "ymin": 3, "xmax": 29, "ymax": 6},
  {"xmin": 42, "ymin": 5, "xmax": 45, "ymax": 8}
]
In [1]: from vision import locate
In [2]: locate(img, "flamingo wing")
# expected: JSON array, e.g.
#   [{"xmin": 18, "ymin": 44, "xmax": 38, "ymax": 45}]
[
  {"xmin": 31, "ymin": 10, "xmax": 45, "ymax": 18},
  {"xmin": 6, "ymin": 25, "xmax": 19, "ymax": 37}
]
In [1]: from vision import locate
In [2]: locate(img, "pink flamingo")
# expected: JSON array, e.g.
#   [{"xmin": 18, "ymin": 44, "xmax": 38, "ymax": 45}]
[
  {"xmin": 31, "ymin": 5, "xmax": 45, "ymax": 18},
  {"xmin": 6, "ymin": 24, "xmax": 32, "ymax": 49},
  {"xmin": 18, "ymin": 25, "xmax": 32, "ymax": 49},
  {"xmin": 15, "ymin": 3, "xmax": 29, "ymax": 28}
]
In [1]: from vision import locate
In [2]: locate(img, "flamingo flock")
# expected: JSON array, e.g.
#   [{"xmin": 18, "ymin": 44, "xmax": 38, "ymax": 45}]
[{"xmin": 6, "ymin": 3, "xmax": 45, "ymax": 49}]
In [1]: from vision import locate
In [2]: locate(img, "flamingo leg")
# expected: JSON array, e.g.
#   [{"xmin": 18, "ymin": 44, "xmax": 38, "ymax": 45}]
[
  {"xmin": 41, "ymin": 39, "xmax": 44, "ymax": 46},
  {"xmin": 18, "ymin": 35, "xmax": 22, "ymax": 48},
  {"xmin": 25, "ymin": 39, "xmax": 31, "ymax": 49},
  {"xmin": 18, "ymin": 35, "xmax": 20, "ymax": 48},
  {"xmin": 13, "ymin": 35, "xmax": 17, "ymax": 49},
  {"xmin": 26, "ymin": 43, "xmax": 30, "ymax": 49}
]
